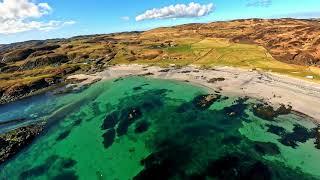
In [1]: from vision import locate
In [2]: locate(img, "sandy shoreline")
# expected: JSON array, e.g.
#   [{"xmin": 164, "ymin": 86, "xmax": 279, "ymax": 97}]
[{"xmin": 68, "ymin": 64, "xmax": 320, "ymax": 122}]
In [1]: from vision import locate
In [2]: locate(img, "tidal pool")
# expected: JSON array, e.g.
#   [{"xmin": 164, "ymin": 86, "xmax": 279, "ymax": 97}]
[{"xmin": 0, "ymin": 76, "xmax": 319, "ymax": 180}]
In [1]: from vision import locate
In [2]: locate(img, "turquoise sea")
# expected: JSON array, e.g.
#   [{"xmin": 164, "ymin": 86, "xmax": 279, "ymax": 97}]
[{"xmin": 0, "ymin": 76, "xmax": 319, "ymax": 180}]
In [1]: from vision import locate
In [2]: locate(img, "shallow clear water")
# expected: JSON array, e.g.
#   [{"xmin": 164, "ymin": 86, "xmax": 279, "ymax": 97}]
[{"xmin": 0, "ymin": 77, "xmax": 319, "ymax": 180}]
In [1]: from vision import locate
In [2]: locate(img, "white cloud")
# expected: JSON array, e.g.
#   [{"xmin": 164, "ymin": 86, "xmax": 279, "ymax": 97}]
[
  {"xmin": 246, "ymin": 0, "xmax": 272, "ymax": 7},
  {"xmin": 0, "ymin": 20, "xmax": 77, "ymax": 34},
  {"xmin": 136, "ymin": 2, "xmax": 214, "ymax": 21},
  {"xmin": 0, "ymin": 0, "xmax": 74, "ymax": 34},
  {"xmin": 121, "ymin": 16, "xmax": 130, "ymax": 21}
]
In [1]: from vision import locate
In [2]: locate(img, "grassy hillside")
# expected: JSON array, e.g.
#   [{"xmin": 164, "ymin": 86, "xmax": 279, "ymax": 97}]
[{"xmin": 109, "ymin": 37, "xmax": 320, "ymax": 81}]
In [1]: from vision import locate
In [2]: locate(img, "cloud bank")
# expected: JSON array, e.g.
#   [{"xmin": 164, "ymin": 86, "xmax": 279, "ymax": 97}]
[
  {"xmin": 0, "ymin": 0, "xmax": 74, "ymax": 34},
  {"xmin": 246, "ymin": 0, "xmax": 272, "ymax": 7},
  {"xmin": 136, "ymin": 2, "xmax": 214, "ymax": 21}
]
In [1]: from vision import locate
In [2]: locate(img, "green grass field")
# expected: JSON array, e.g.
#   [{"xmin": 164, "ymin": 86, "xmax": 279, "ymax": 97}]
[{"xmin": 110, "ymin": 38, "xmax": 320, "ymax": 82}]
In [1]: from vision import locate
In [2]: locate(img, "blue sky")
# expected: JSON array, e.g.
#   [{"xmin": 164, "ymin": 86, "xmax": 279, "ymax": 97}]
[{"xmin": 1, "ymin": 0, "xmax": 320, "ymax": 44}]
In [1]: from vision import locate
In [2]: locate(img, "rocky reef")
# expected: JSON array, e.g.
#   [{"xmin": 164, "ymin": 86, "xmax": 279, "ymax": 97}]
[
  {"xmin": 0, "ymin": 124, "xmax": 44, "ymax": 164},
  {"xmin": 252, "ymin": 103, "xmax": 292, "ymax": 120}
]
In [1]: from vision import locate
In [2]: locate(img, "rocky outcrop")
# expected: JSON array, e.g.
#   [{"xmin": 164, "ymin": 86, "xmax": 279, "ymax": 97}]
[
  {"xmin": 0, "ymin": 65, "xmax": 19, "ymax": 73},
  {"xmin": 2, "ymin": 48, "xmax": 35, "ymax": 63},
  {"xmin": 0, "ymin": 78, "xmax": 54, "ymax": 104},
  {"xmin": 28, "ymin": 50, "xmax": 54, "ymax": 58},
  {"xmin": 21, "ymin": 54, "xmax": 69, "ymax": 70},
  {"xmin": 292, "ymin": 52, "xmax": 319, "ymax": 66},
  {"xmin": 0, "ymin": 44, "xmax": 61, "ymax": 64},
  {"xmin": 1, "ymin": 84, "xmax": 31, "ymax": 102},
  {"xmin": 0, "ymin": 124, "xmax": 44, "ymax": 164},
  {"xmin": 34, "ymin": 44, "xmax": 60, "ymax": 52}
]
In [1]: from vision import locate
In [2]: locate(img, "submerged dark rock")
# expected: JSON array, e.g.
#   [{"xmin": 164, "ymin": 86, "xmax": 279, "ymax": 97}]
[
  {"xmin": 0, "ymin": 124, "xmax": 44, "ymax": 164},
  {"xmin": 279, "ymin": 124, "xmax": 314, "ymax": 148},
  {"xmin": 134, "ymin": 144, "xmax": 192, "ymax": 180},
  {"xmin": 102, "ymin": 128, "xmax": 116, "ymax": 149},
  {"xmin": 140, "ymin": 97, "xmax": 163, "ymax": 112},
  {"xmin": 267, "ymin": 124, "xmax": 318, "ymax": 149},
  {"xmin": 52, "ymin": 171, "xmax": 78, "ymax": 180},
  {"xmin": 176, "ymin": 102, "xmax": 193, "ymax": 113},
  {"xmin": 133, "ymin": 86, "xmax": 143, "ymax": 91},
  {"xmin": 56, "ymin": 129, "xmax": 71, "ymax": 141},
  {"xmin": 19, "ymin": 162, "xmax": 49, "ymax": 178},
  {"xmin": 73, "ymin": 119, "xmax": 82, "ymax": 127},
  {"xmin": 266, "ymin": 124, "xmax": 287, "ymax": 136},
  {"xmin": 60, "ymin": 158, "xmax": 77, "ymax": 169},
  {"xmin": 182, "ymin": 123, "xmax": 218, "ymax": 137},
  {"xmin": 244, "ymin": 161, "xmax": 272, "ymax": 180},
  {"xmin": 221, "ymin": 136, "xmax": 242, "ymax": 145},
  {"xmin": 101, "ymin": 111, "xmax": 119, "ymax": 130},
  {"xmin": 116, "ymin": 107, "xmax": 142, "ymax": 136},
  {"xmin": 223, "ymin": 97, "xmax": 248, "ymax": 117},
  {"xmin": 19, "ymin": 155, "xmax": 76, "ymax": 179},
  {"xmin": 206, "ymin": 154, "xmax": 272, "ymax": 180},
  {"xmin": 135, "ymin": 121, "xmax": 150, "ymax": 134},
  {"xmin": 254, "ymin": 141, "xmax": 280, "ymax": 155},
  {"xmin": 206, "ymin": 155, "xmax": 241, "ymax": 178}
]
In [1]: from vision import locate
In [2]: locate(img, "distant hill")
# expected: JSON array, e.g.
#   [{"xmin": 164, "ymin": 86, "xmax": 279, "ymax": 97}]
[{"xmin": 0, "ymin": 18, "xmax": 320, "ymax": 104}]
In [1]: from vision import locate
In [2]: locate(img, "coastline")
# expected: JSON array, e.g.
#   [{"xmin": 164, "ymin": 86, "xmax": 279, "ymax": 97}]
[{"xmin": 68, "ymin": 64, "xmax": 320, "ymax": 122}]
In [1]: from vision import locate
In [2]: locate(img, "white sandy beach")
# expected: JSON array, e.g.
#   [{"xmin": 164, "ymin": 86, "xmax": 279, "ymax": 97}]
[{"xmin": 68, "ymin": 64, "xmax": 320, "ymax": 122}]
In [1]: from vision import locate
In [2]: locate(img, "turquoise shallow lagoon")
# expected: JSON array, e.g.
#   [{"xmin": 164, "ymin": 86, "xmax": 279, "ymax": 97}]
[{"xmin": 0, "ymin": 76, "xmax": 320, "ymax": 180}]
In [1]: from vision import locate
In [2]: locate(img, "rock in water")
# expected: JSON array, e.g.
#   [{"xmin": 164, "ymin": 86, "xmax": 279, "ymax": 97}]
[
  {"xmin": 192, "ymin": 94, "xmax": 220, "ymax": 110},
  {"xmin": 0, "ymin": 124, "xmax": 44, "ymax": 164},
  {"xmin": 134, "ymin": 121, "xmax": 150, "ymax": 134},
  {"xmin": 252, "ymin": 103, "xmax": 291, "ymax": 121},
  {"xmin": 101, "ymin": 112, "xmax": 119, "ymax": 130},
  {"xmin": 254, "ymin": 141, "xmax": 280, "ymax": 155}
]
